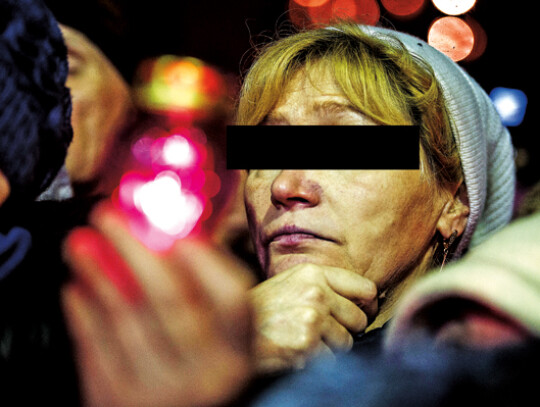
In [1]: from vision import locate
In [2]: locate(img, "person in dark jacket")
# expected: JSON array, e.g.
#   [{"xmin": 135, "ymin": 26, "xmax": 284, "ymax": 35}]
[{"xmin": 0, "ymin": 0, "xmax": 79, "ymax": 402}]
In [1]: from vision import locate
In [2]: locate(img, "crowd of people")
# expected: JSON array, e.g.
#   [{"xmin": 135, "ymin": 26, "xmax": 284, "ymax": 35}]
[{"xmin": 0, "ymin": 0, "xmax": 537, "ymax": 406}]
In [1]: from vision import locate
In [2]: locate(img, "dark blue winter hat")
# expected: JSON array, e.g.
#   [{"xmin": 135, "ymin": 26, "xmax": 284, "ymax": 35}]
[{"xmin": 0, "ymin": 0, "xmax": 73, "ymax": 201}]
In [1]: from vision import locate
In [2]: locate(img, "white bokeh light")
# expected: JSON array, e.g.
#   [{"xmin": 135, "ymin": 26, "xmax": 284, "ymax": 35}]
[
  {"xmin": 162, "ymin": 135, "xmax": 195, "ymax": 167},
  {"xmin": 431, "ymin": 0, "xmax": 475, "ymax": 16},
  {"xmin": 133, "ymin": 172, "xmax": 203, "ymax": 236}
]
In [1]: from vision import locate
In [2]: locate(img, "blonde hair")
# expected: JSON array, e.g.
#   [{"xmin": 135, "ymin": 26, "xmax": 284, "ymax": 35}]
[{"xmin": 237, "ymin": 22, "xmax": 462, "ymax": 191}]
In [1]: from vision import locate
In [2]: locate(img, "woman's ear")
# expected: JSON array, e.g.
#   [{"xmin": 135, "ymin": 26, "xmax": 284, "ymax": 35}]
[
  {"xmin": 0, "ymin": 171, "xmax": 11, "ymax": 207},
  {"xmin": 437, "ymin": 182, "xmax": 470, "ymax": 239}
]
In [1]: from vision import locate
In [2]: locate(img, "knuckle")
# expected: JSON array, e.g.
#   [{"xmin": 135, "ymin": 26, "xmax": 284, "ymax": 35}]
[
  {"xmin": 301, "ymin": 285, "xmax": 326, "ymax": 303},
  {"xmin": 300, "ymin": 307, "xmax": 324, "ymax": 326},
  {"xmin": 287, "ymin": 307, "xmax": 327, "ymax": 350},
  {"xmin": 294, "ymin": 331, "xmax": 320, "ymax": 351}
]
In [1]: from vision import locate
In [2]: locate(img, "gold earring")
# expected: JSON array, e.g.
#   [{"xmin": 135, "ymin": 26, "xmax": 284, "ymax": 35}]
[{"xmin": 439, "ymin": 230, "xmax": 458, "ymax": 272}]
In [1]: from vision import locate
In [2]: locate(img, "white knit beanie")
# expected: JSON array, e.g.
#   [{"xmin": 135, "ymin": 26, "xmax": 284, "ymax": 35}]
[{"xmin": 363, "ymin": 25, "xmax": 516, "ymax": 257}]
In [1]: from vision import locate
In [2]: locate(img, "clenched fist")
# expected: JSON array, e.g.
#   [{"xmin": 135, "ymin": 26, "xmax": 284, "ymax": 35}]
[{"xmin": 249, "ymin": 263, "xmax": 378, "ymax": 373}]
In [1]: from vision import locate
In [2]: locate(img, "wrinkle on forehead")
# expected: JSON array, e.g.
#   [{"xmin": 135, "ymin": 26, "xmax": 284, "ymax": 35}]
[{"xmin": 266, "ymin": 66, "xmax": 377, "ymax": 126}]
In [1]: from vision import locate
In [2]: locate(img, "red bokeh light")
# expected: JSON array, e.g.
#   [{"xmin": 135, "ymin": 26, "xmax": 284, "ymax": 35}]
[
  {"xmin": 381, "ymin": 0, "xmax": 426, "ymax": 18},
  {"xmin": 289, "ymin": 0, "xmax": 379, "ymax": 28},
  {"xmin": 462, "ymin": 15, "xmax": 487, "ymax": 62}
]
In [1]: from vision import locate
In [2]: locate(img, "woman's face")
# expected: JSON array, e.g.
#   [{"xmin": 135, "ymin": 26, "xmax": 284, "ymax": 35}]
[
  {"xmin": 244, "ymin": 67, "xmax": 447, "ymax": 291},
  {"xmin": 60, "ymin": 24, "xmax": 133, "ymax": 187}
]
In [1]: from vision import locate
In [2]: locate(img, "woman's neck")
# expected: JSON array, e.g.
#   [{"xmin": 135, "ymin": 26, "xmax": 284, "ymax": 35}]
[{"xmin": 366, "ymin": 245, "xmax": 437, "ymax": 332}]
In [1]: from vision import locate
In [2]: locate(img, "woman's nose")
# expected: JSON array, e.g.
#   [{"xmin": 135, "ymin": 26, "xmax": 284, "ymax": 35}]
[{"xmin": 270, "ymin": 170, "xmax": 322, "ymax": 210}]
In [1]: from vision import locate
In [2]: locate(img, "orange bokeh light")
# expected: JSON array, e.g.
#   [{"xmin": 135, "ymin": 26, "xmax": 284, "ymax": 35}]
[
  {"xmin": 293, "ymin": 0, "xmax": 330, "ymax": 7},
  {"xmin": 428, "ymin": 16, "xmax": 474, "ymax": 61},
  {"xmin": 164, "ymin": 60, "xmax": 200, "ymax": 87}
]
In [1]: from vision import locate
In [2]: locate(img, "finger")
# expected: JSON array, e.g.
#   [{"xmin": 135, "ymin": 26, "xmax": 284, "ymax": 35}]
[
  {"xmin": 315, "ymin": 341, "xmax": 337, "ymax": 361},
  {"xmin": 293, "ymin": 265, "xmax": 374, "ymax": 331},
  {"xmin": 89, "ymin": 202, "xmax": 230, "ymax": 357},
  {"xmin": 361, "ymin": 295, "xmax": 379, "ymax": 323},
  {"xmin": 64, "ymin": 263, "xmax": 203, "ymax": 403},
  {"xmin": 293, "ymin": 342, "xmax": 334, "ymax": 369},
  {"xmin": 64, "ymin": 227, "xmax": 171, "ymax": 371},
  {"xmin": 323, "ymin": 266, "xmax": 378, "ymax": 305},
  {"xmin": 168, "ymin": 238, "xmax": 255, "ymax": 302},
  {"xmin": 168, "ymin": 239, "xmax": 255, "ymax": 353},
  {"xmin": 63, "ymin": 246, "xmax": 160, "ymax": 377},
  {"xmin": 62, "ymin": 283, "xmax": 156, "ymax": 407},
  {"xmin": 329, "ymin": 293, "xmax": 369, "ymax": 333},
  {"xmin": 321, "ymin": 316, "xmax": 354, "ymax": 352},
  {"xmin": 89, "ymin": 201, "xmax": 205, "ymax": 309},
  {"xmin": 64, "ymin": 227, "xmax": 144, "ymax": 305},
  {"xmin": 62, "ymin": 283, "xmax": 125, "ymax": 392}
]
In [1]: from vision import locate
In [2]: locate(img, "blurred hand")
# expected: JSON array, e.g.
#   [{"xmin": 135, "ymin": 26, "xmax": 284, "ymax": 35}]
[
  {"xmin": 62, "ymin": 202, "xmax": 255, "ymax": 407},
  {"xmin": 249, "ymin": 263, "xmax": 378, "ymax": 373}
]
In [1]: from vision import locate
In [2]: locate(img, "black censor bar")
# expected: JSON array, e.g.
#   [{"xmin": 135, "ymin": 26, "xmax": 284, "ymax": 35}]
[{"xmin": 226, "ymin": 125, "xmax": 420, "ymax": 170}]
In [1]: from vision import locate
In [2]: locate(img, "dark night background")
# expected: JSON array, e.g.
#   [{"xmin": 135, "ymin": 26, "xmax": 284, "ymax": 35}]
[
  {"xmin": 127, "ymin": 0, "xmax": 535, "ymax": 186},
  {"xmin": 54, "ymin": 0, "xmax": 536, "ymax": 187}
]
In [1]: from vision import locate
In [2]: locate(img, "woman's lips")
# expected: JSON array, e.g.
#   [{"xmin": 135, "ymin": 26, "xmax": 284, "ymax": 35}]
[
  {"xmin": 262, "ymin": 226, "xmax": 338, "ymax": 276},
  {"xmin": 265, "ymin": 226, "xmax": 334, "ymax": 247},
  {"xmin": 271, "ymin": 232, "xmax": 320, "ymax": 246}
]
